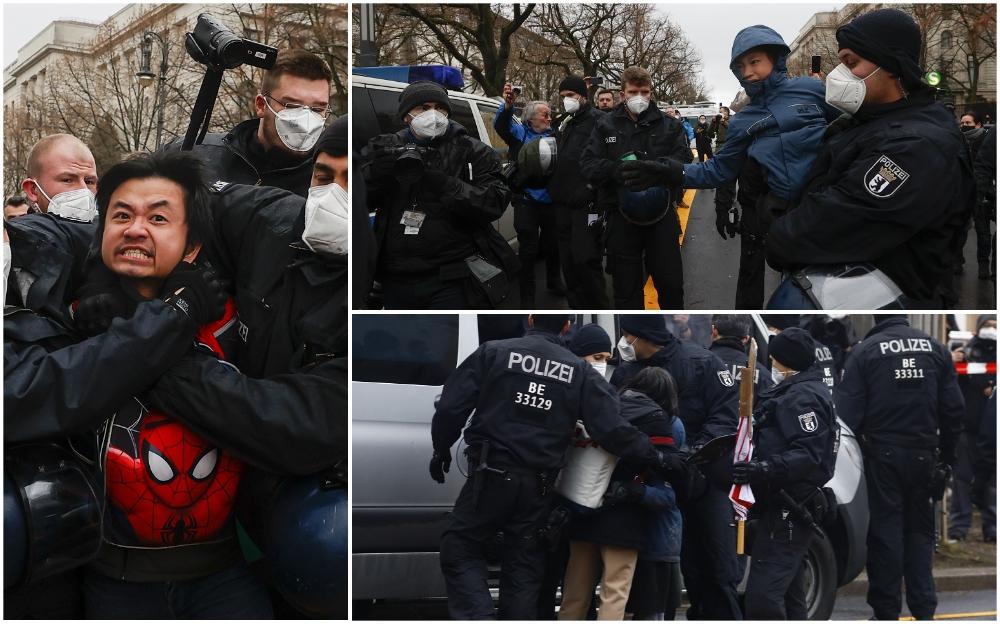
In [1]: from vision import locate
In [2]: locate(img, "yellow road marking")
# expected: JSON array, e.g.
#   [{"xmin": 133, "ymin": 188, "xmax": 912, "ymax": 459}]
[
  {"xmin": 644, "ymin": 188, "xmax": 697, "ymax": 310},
  {"xmin": 899, "ymin": 611, "xmax": 997, "ymax": 620}
]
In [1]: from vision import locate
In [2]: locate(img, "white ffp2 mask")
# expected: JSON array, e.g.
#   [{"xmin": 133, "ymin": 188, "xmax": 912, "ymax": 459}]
[
  {"xmin": 32, "ymin": 182, "xmax": 97, "ymax": 222},
  {"xmin": 266, "ymin": 99, "xmax": 325, "ymax": 152},
  {"xmin": 302, "ymin": 182, "xmax": 349, "ymax": 257},
  {"xmin": 410, "ymin": 109, "xmax": 449, "ymax": 140},
  {"xmin": 626, "ymin": 95, "xmax": 650, "ymax": 115},
  {"xmin": 825, "ymin": 63, "xmax": 881, "ymax": 115}
]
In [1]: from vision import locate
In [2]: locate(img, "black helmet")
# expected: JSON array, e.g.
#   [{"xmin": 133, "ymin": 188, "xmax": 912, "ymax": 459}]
[
  {"xmin": 5, "ymin": 443, "xmax": 103, "ymax": 588},
  {"xmin": 515, "ymin": 136, "xmax": 558, "ymax": 188},
  {"xmin": 616, "ymin": 185, "xmax": 672, "ymax": 225}
]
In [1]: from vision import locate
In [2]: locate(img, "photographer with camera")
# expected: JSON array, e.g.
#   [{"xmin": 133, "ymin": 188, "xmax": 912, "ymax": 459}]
[
  {"xmin": 361, "ymin": 81, "xmax": 512, "ymax": 309},
  {"xmin": 164, "ymin": 48, "xmax": 332, "ymax": 197}
]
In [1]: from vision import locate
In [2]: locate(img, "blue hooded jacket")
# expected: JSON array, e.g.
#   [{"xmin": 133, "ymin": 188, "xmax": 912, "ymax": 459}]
[
  {"xmin": 681, "ymin": 25, "xmax": 840, "ymax": 201},
  {"xmin": 493, "ymin": 101, "xmax": 553, "ymax": 204}
]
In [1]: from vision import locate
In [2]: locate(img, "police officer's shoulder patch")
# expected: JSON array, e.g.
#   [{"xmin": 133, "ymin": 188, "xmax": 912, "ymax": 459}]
[
  {"xmin": 863, "ymin": 155, "xmax": 910, "ymax": 199},
  {"xmin": 798, "ymin": 411, "xmax": 818, "ymax": 433},
  {"xmin": 209, "ymin": 180, "xmax": 233, "ymax": 194},
  {"xmin": 717, "ymin": 370, "xmax": 735, "ymax": 387}
]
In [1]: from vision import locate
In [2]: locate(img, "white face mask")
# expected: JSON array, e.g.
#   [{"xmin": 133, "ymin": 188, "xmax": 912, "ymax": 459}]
[
  {"xmin": 302, "ymin": 182, "xmax": 349, "ymax": 257},
  {"xmin": 2, "ymin": 240, "xmax": 10, "ymax": 307},
  {"xmin": 626, "ymin": 95, "xmax": 650, "ymax": 115},
  {"xmin": 266, "ymin": 99, "xmax": 326, "ymax": 152},
  {"xmin": 617, "ymin": 335, "xmax": 638, "ymax": 362},
  {"xmin": 825, "ymin": 63, "xmax": 881, "ymax": 115},
  {"xmin": 771, "ymin": 367, "xmax": 786, "ymax": 385},
  {"xmin": 32, "ymin": 182, "xmax": 97, "ymax": 222},
  {"xmin": 590, "ymin": 360, "xmax": 608, "ymax": 378},
  {"xmin": 563, "ymin": 96, "xmax": 581, "ymax": 115},
  {"xmin": 979, "ymin": 327, "xmax": 997, "ymax": 341},
  {"xmin": 410, "ymin": 109, "xmax": 449, "ymax": 140}
]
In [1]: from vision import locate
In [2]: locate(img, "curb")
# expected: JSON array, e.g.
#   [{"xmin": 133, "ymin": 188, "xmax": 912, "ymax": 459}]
[{"xmin": 838, "ymin": 567, "xmax": 997, "ymax": 597}]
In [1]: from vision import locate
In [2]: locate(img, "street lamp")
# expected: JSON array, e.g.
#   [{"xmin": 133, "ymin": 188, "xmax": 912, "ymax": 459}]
[{"xmin": 136, "ymin": 31, "xmax": 168, "ymax": 150}]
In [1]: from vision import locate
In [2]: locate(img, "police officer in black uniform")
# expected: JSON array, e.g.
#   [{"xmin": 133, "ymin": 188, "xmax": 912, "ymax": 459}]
[
  {"xmin": 162, "ymin": 50, "xmax": 333, "ymax": 197},
  {"xmin": 710, "ymin": 314, "xmax": 773, "ymax": 400},
  {"xmin": 766, "ymin": 9, "xmax": 974, "ymax": 308},
  {"xmin": 734, "ymin": 327, "xmax": 837, "ymax": 619},
  {"xmin": 549, "ymin": 75, "xmax": 611, "ymax": 309},
  {"xmin": 362, "ymin": 81, "xmax": 513, "ymax": 309},
  {"xmin": 608, "ymin": 314, "xmax": 742, "ymax": 620},
  {"xmin": 834, "ymin": 315, "xmax": 964, "ymax": 620},
  {"xmin": 430, "ymin": 314, "xmax": 683, "ymax": 620},
  {"xmin": 580, "ymin": 66, "xmax": 692, "ymax": 309},
  {"xmin": 764, "ymin": 315, "xmax": 840, "ymax": 391}
]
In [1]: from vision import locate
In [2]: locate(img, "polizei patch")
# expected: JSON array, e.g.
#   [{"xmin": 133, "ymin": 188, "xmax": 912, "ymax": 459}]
[
  {"xmin": 864, "ymin": 155, "xmax": 910, "ymax": 198},
  {"xmin": 798, "ymin": 411, "xmax": 818, "ymax": 433},
  {"xmin": 717, "ymin": 370, "xmax": 735, "ymax": 387}
]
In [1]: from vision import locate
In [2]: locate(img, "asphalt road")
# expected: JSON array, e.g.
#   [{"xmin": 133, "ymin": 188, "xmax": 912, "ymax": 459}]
[
  {"xmin": 357, "ymin": 589, "xmax": 997, "ymax": 620},
  {"xmin": 505, "ymin": 188, "xmax": 995, "ymax": 310}
]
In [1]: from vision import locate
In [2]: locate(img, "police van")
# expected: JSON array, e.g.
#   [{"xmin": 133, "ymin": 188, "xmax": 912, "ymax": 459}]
[
  {"xmin": 352, "ymin": 65, "xmax": 516, "ymax": 242},
  {"xmin": 352, "ymin": 314, "xmax": 869, "ymax": 619}
]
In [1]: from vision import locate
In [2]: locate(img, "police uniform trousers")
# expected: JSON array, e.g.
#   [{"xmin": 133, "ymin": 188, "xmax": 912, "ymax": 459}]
[
  {"xmin": 514, "ymin": 196, "xmax": 561, "ymax": 306},
  {"xmin": 744, "ymin": 505, "xmax": 813, "ymax": 620},
  {"xmin": 949, "ymin": 432, "xmax": 997, "ymax": 540},
  {"xmin": 679, "ymin": 484, "xmax": 743, "ymax": 620},
  {"xmin": 440, "ymin": 467, "xmax": 552, "ymax": 620},
  {"xmin": 733, "ymin": 158, "xmax": 769, "ymax": 310},
  {"xmin": 555, "ymin": 203, "xmax": 611, "ymax": 309},
  {"xmin": 605, "ymin": 208, "xmax": 683, "ymax": 310},
  {"xmin": 380, "ymin": 271, "xmax": 471, "ymax": 310},
  {"xmin": 864, "ymin": 444, "xmax": 937, "ymax": 620}
]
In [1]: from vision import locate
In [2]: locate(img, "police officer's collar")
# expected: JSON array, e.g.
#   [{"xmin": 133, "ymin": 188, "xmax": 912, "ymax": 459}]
[
  {"xmin": 761, "ymin": 364, "xmax": 823, "ymax": 396},
  {"xmin": 853, "ymin": 88, "xmax": 933, "ymax": 123},
  {"xmin": 711, "ymin": 336, "xmax": 748, "ymax": 354},
  {"xmin": 864, "ymin": 315, "xmax": 909, "ymax": 339},
  {"xmin": 525, "ymin": 327, "xmax": 565, "ymax": 345}
]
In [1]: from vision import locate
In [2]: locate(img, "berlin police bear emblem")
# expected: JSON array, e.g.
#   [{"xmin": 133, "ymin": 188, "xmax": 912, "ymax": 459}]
[
  {"xmin": 798, "ymin": 411, "xmax": 818, "ymax": 433},
  {"xmin": 717, "ymin": 370, "xmax": 735, "ymax": 387},
  {"xmin": 864, "ymin": 155, "xmax": 910, "ymax": 198}
]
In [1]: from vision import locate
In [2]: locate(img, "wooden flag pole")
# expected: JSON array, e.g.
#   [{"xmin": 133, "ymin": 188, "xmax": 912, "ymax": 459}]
[{"xmin": 735, "ymin": 338, "xmax": 758, "ymax": 555}]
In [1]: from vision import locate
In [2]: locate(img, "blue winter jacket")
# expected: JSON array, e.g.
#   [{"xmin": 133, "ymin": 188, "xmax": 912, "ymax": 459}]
[
  {"xmin": 681, "ymin": 25, "xmax": 840, "ymax": 201},
  {"xmin": 493, "ymin": 101, "xmax": 553, "ymax": 204},
  {"xmin": 638, "ymin": 415, "xmax": 686, "ymax": 562},
  {"xmin": 682, "ymin": 120, "xmax": 695, "ymax": 142}
]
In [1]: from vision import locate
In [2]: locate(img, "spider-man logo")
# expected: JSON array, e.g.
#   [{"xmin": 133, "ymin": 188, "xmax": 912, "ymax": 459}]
[{"xmin": 106, "ymin": 412, "xmax": 243, "ymax": 546}]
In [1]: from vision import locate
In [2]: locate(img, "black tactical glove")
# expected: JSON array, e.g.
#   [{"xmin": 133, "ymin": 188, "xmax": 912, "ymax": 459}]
[
  {"xmin": 160, "ymin": 262, "xmax": 228, "ymax": 327},
  {"xmin": 603, "ymin": 481, "xmax": 646, "ymax": 506},
  {"xmin": 715, "ymin": 206, "xmax": 740, "ymax": 240},
  {"xmin": 367, "ymin": 146, "xmax": 397, "ymax": 179},
  {"xmin": 611, "ymin": 161, "xmax": 629, "ymax": 186},
  {"xmin": 74, "ymin": 262, "xmax": 136, "ymax": 335},
  {"xmin": 930, "ymin": 463, "xmax": 952, "ymax": 501},
  {"xmin": 732, "ymin": 460, "xmax": 770, "ymax": 486},
  {"xmin": 429, "ymin": 449, "xmax": 451, "ymax": 484},
  {"xmin": 620, "ymin": 159, "xmax": 684, "ymax": 191}
]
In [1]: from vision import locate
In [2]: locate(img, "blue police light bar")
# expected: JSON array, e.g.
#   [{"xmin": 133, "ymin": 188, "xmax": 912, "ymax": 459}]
[{"xmin": 352, "ymin": 65, "xmax": 465, "ymax": 90}]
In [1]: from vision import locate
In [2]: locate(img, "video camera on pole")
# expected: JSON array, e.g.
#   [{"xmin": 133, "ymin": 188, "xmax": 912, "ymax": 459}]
[{"xmin": 181, "ymin": 14, "xmax": 278, "ymax": 150}]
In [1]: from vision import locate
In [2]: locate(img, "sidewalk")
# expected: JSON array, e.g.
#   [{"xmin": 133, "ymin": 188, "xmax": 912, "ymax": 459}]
[{"xmin": 838, "ymin": 565, "xmax": 997, "ymax": 596}]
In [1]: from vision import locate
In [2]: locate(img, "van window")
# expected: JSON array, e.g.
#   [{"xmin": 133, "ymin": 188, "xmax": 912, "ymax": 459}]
[
  {"xmin": 369, "ymin": 87, "xmax": 407, "ymax": 135},
  {"xmin": 448, "ymin": 99, "xmax": 477, "ymax": 139},
  {"xmin": 476, "ymin": 102, "xmax": 508, "ymax": 160},
  {"xmin": 477, "ymin": 315, "xmax": 527, "ymax": 344},
  {"xmin": 353, "ymin": 315, "xmax": 459, "ymax": 386}
]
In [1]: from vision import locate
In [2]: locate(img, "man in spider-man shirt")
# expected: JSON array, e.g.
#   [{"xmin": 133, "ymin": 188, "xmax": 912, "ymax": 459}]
[{"xmin": 72, "ymin": 152, "xmax": 273, "ymax": 618}]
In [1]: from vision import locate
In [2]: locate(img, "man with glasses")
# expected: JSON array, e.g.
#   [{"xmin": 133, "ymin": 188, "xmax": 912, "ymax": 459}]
[{"xmin": 164, "ymin": 49, "xmax": 332, "ymax": 197}]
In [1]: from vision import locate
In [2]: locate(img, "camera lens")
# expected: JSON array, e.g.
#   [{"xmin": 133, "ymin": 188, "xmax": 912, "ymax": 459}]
[{"xmin": 212, "ymin": 32, "xmax": 245, "ymax": 69}]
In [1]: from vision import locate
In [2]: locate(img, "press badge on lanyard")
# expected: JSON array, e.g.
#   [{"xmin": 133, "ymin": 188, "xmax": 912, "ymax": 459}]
[{"xmin": 401, "ymin": 209, "xmax": 426, "ymax": 235}]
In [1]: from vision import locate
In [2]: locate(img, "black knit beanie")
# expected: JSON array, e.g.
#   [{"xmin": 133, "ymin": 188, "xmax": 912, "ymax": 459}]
[
  {"xmin": 768, "ymin": 327, "xmax": 816, "ymax": 371},
  {"xmin": 559, "ymin": 75, "xmax": 588, "ymax": 98},
  {"xmin": 836, "ymin": 9, "xmax": 924, "ymax": 90},
  {"xmin": 569, "ymin": 323, "xmax": 612, "ymax": 357},
  {"xmin": 397, "ymin": 81, "xmax": 451, "ymax": 120},
  {"xmin": 620, "ymin": 315, "xmax": 674, "ymax": 346},
  {"xmin": 315, "ymin": 115, "xmax": 348, "ymax": 158}
]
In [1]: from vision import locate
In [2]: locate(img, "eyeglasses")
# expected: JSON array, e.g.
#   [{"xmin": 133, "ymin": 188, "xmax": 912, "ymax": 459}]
[{"xmin": 262, "ymin": 93, "xmax": 332, "ymax": 118}]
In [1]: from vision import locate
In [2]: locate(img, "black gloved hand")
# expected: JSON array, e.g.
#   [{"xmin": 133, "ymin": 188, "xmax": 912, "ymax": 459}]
[
  {"xmin": 620, "ymin": 159, "xmax": 684, "ymax": 191},
  {"xmin": 74, "ymin": 262, "xmax": 135, "ymax": 335},
  {"xmin": 429, "ymin": 449, "xmax": 451, "ymax": 484},
  {"xmin": 160, "ymin": 262, "xmax": 229, "ymax": 327},
  {"xmin": 732, "ymin": 460, "xmax": 770, "ymax": 485},
  {"xmin": 611, "ymin": 161, "xmax": 629, "ymax": 186},
  {"xmin": 715, "ymin": 206, "xmax": 740, "ymax": 240},
  {"xmin": 604, "ymin": 481, "xmax": 645, "ymax": 506},
  {"xmin": 656, "ymin": 448, "xmax": 690, "ymax": 481},
  {"xmin": 367, "ymin": 146, "xmax": 397, "ymax": 179}
]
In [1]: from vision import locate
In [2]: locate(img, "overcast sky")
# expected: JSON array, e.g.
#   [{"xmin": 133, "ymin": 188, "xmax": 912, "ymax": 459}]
[
  {"xmin": 5, "ymin": 2, "xmax": 843, "ymax": 105},
  {"xmin": 4, "ymin": 3, "xmax": 126, "ymax": 67},
  {"xmin": 661, "ymin": 3, "xmax": 843, "ymax": 105}
]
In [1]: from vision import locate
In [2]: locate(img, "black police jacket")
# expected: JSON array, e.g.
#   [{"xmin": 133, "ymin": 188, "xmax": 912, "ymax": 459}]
[
  {"xmin": 432, "ymin": 329, "xmax": 662, "ymax": 472},
  {"xmin": 973, "ymin": 129, "xmax": 995, "ymax": 204},
  {"xmin": 766, "ymin": 90, "xmax": 975, "ymax": 305},
  {"xmin": 161, "ymin": 118, "xmax": 314, "ymax": 197},
  {"xmin": 4, "ymin": 302, "xmax": 196, "ymax": 443},
  {"xmin": 146, "ymin": 183, "xmax": 348, "ymax": 477},
  {"xmin": 752, "ymin": 366, "xmax": 836, "ymax": 503},
  {"xmin": 834, "ymin": 317, "xmax": 964, "ymax": 463},
  {"xmin": 569, "ymin": 390, "xmax": 673, "ymax": 551},
  {"xmin": 710, "ymin": 337, "xmax": 773, "ymax": 400},
  {"xmin": 362, "ymin": 122, "xmax": 511, "ymax": 277},
  {"xmin": 548, "ymin": 104, "xmax": 604, "ymax": 207},
  {"xmin": 5, "ymin": 212, "xmax": 95, "ymax": 328},
  {"xmin": 959, "ymin": 336, "xmax": 995, "ymax": 432},
  {"xmin": 611, "ymin": 336, "xmax": 739, "ymax": 449},
  {"xmin": 580, "ymin": 102, "xmax": 693, "ymax": 215}
]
